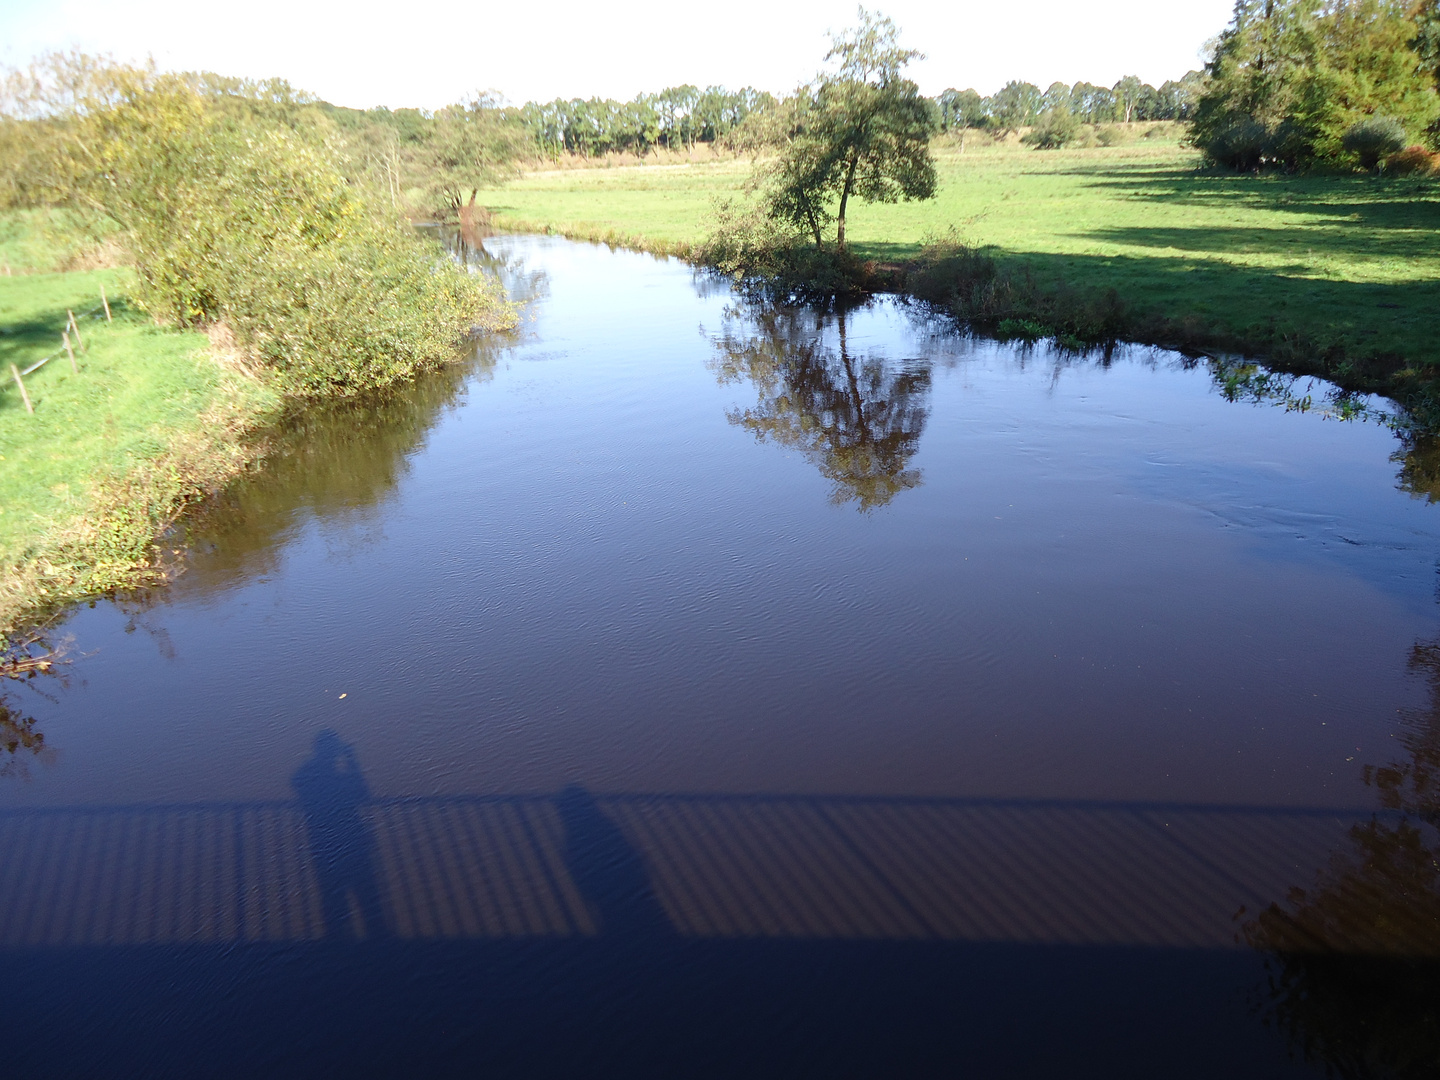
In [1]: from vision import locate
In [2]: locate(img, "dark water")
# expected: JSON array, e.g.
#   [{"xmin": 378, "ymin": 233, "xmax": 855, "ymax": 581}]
[{"xmin": 3, "ymin": 235, "xmax": 1438, "ymax": 1078}]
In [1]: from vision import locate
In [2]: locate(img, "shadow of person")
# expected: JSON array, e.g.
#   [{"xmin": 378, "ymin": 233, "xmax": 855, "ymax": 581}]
[
  {"xmin": 556, "ymin": 784, "xmax": 671, "ymax": 938},
  {"xmin": 291, "ymin": 731, "xmax": 389, "ymax": 941}
]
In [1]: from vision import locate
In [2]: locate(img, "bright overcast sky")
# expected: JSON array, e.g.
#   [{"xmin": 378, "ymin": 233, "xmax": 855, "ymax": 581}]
[{"xmin": 2, "ymin": 0, "xmax": 1233, "ymax": 109}]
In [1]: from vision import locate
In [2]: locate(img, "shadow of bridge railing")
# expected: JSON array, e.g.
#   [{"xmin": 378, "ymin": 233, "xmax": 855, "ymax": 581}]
[{"xmin": 0, "ymin": 786, "xmax": 1386, "ymax": 953}]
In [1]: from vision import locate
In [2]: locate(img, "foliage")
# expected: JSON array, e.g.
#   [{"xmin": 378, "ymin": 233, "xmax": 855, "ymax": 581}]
[
  {"xmin": 713, "ymin": 7, "xmax": 936, "ymax": 267},
  {"xmin": 1, "ymin": 55, "xmax": 514, "ymax": 397},
  {"xmin": 519, "ymin": 86, "xmax": 773, "ymax": 159},
  {"xmin": 935, "ymin": 88, "xmax": 986, "ymax": 131},
  {"xmin": 1343, "ymin": 114, "xmax": 1409, "ymax": 165},
  {"xmin": 1023, "ymin": 107, "xmax": 1082, "ymax": 149},
  {"xmin": 1199, "ymin": 115, "xmax": 1274, "ymax": 169},
  {"xmin": 694, "ymin": 199, "xmax": 872, "ymax": 304},
  {"xmin": 908, "ymin": 233, "xmax": 1130, "ymax": 345},
  {"xmin": 1386, "ymin": 141, "xmax": 1440, "ymax": 170},
  {"xmin": 420, "ymin": 95, "xmax": 527, "ymax": 219},
  {"xmin": 1192, "ymin": 0, "xmax": 1440, "ymax": 170},
  {"xmin": 988, "ymin": 81, "xmax": 1044, "ymax": 133}
]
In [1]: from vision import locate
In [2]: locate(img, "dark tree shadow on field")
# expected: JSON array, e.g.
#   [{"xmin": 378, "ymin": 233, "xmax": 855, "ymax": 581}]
[
  {"xmin": 292, "ymin": 731, "xmax": 389, "ymax": 940},
  {"xmin": 900, "ymin": 246, "xmax": 1440, "ymax": 365},
  {"xmin": 1081, "ymin": 223, "xmax": 1438, "ymax": 263},
  {"xmin": 1057, "ymin": 166, "xmax": 1440, "ymax": 230}
]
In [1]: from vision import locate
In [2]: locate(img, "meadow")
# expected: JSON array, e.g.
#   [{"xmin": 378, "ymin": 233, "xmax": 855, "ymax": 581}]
[
  {"xmin": 475, "ymin": 132, "xmax": 1440, "ymax": 370},
  {"xmin": 0, "ymin": 262, "xmax": 279, "ymax": 633}
]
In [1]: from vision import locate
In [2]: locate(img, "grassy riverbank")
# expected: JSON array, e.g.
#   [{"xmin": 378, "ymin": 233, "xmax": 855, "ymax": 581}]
[
  {"xmin": 0, "ymin": 265, "xmax": 282, "ymax": 636},
  {"xmin": 476, "ymin": 135, "xmax": 1440, "ymax": 389}
]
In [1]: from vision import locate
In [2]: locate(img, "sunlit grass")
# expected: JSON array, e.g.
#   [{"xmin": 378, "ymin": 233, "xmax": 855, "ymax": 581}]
[
  {"xmin": 0, "ymin": 268, "xmax": 274, "ymax": 568},
  {"xmin": 475, "ymin": 137, "xmax": 1440, "ymax": 365}
]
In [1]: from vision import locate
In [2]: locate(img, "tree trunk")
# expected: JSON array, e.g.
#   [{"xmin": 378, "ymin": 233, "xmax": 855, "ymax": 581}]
[
  {"xmin": 835, "ymin": 153, "xmax": 860, "ymax": 251},
  {"xmin": 800, "ymin": 193, "xmax": 824, "ymax": 251}
]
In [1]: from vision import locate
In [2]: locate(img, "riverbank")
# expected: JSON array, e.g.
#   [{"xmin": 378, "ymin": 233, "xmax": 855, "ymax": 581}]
[
  {"xmin": 475, "ymin": 137, "xmax": 1440, "ymax": 420},
  {"xmin": 0, "ymin": 266, "xmax": 283, "ymax": 638}
]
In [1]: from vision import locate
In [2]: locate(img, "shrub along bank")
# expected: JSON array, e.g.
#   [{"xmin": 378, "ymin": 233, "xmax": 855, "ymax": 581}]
[{"xmin": 0, "ymin": 59, "xmax": 516, "ymax": 638}]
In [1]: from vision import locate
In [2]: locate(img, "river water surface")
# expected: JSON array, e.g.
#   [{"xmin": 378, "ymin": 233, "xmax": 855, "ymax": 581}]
[{"xmin": 3, "ymin": 235, "xmax": 1438, "ymax": 1078}]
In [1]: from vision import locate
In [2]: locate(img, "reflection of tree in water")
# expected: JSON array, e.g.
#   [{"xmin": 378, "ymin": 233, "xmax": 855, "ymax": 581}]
[
  {"xmin": 710, "ymin": 305, "xmax": 932, "ymax": 511},
  {"xmin": 430, "ymin": 225, "xmax": 550, "ymax": 308},
  {"xmin": 158, "ymin": 230, "xmax": 545, "ymax": 601},
  {"xmin": 165, "ymin": 328, "xmax": 519, "ymax": 600},
  {"xmin": 0, "ymin": 693, "xmax": 46, "ymax": 779},
  {"xmin": 0, "ymin": 634, "xmax": 65, "ymax": 779},
  {"xmin": 1395, "ymin": 436, "xmax": 1440, "ymax": 505},
  {"xmin": 1244, "ymin": 639, "xmax": 1440, "ymax": 1079}
]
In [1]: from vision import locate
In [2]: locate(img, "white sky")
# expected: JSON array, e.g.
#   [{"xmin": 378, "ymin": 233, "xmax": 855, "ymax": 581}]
[{"xmin": 1, "ymin": 0, "xmax": 1232, "ymax": 110}]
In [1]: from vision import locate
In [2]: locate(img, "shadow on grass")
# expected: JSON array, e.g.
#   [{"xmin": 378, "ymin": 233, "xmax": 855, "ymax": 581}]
[
  {"xmin": 0, "ymin": 296, "xmax": 142, "ymax": 374},
  {"xmin": 1063, "ymin": 165, "xmax": 1440, "ymax": 232},
  {"xmin": 892, "ymin": 242, "xmax": 1438, "ymax": 364},
  {"xmin": 1079, "ymin": 222, "xmax": 1438, "ymax": 263}
]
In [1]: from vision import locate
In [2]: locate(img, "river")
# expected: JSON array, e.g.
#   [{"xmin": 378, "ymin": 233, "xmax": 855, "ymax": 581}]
[{"xmin": 2, "ymin": 234, "xmax": 1437, "ymax": 1077}]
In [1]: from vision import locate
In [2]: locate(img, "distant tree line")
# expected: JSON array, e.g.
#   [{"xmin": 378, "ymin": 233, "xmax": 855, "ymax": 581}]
[
  {"xmin": 1191, "ymin": 0, "xmax": 1440, "ymax": 170},
  {"xmin": 308, "ymin": 67, "xmax": 1206, "ymax": 222},
  {"xmin": 935, "ymin": 74, "xmax": 1205, "ymax": 135}
]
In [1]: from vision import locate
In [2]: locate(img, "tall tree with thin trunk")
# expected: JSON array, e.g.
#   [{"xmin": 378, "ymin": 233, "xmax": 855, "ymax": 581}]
[{"xmin": 754, "ymin": 8, "xmax": 937, "ymax": 253}]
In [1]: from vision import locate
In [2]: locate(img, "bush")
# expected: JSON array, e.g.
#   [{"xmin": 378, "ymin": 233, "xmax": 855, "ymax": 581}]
[
  {"xmin": 1342, "ymin": 116, "xmax": 1408, "ymax": 169},
  {"xmin": 121, "ymin": 122, "xmax": 513, "ymax": 395},
  {"xmin": 1022, "ymin": 108, "xmax": 1081, "ymax": 150},
  {"xmin": 696, "ymin": 199, "xmax": 871, "ymax": 304},
  {"xmin": 908, "ymin": 233, "xmax": 1129, "ymax": 344},
  {"xmin": 1095, "ymin": 125, "xmax": 1130, "ymax": 147},
  {"xmin": 5, "ymin": 58, "xmax": 516, "ymax": 396},
  {"xmin": 1198, "ymin": 116, "xmax": 1271, "ymax": 170},
  {"xmin": 1384, "ymin": 144, "xmax": 1440, "ymax": 175}
]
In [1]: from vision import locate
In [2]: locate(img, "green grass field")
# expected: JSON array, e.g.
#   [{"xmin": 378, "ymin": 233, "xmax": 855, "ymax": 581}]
[
  {"xmin": 0, "ymin": 265, "xmax": 278, "ymax": 631},
  {"xmin": 475, "ymin": 135, "xmax": 1440, "ymax": 367}
]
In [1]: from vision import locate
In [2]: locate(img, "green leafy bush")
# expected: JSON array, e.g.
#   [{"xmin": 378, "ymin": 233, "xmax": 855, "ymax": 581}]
[
  {"xmin": 3, "ymin": 57, "xmax": 514, "ymax": 396},
  {"xmin": 1342, "ymin": 115, "xmax": 1408, "ymax": 168},
  {"xmin": 1022, "ymin": 108, "xmax": 1081, "ymax": 149},
  {"xmin": 1198, "ymin": 116, "xmax": 1271, "ymax": 170},
  {"xmin": 695, "ymin": 198, "xmax": 872, "ymax": 304}
]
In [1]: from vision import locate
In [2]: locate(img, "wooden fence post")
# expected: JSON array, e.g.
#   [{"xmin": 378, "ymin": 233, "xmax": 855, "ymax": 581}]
[
  {"xmin": 63, "ymin": 331, "xmax": 77, "ymax": 374},
  {"xmin": 101, "ymin": 285, "xmax": 112, "ymax": 322},
  {"xmin": 11, "ymin": 364, "xmax": 33, "ymax": 414},
  {"xmin": 67, "ymin": 310, "xmax": 83, "ymax": 350}
]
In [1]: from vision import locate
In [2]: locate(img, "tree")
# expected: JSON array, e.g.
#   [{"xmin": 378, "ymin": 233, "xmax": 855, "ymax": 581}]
[
  {"xmin": 420, "ymin": 93, "xmax": 524, "ymax": 222},
  {"xmin": 1417, "ymin": 0, "xmax": 1440, "ymax": 91},
  {"xmin": 755, "ymin": 8, "xmax": 937, "ymax": 252},
  {"xmin": 1041, "ymin": 81, "xmax": 1074, "ymax": 115},
  {"xmin": 1023, "ymin": 105, "xmax": 1081, "ymax": 148},
  {"xmin": 1191, "ymin": 0, "xmax": 1439, "ymax": 169},
  {"xmin": 1113, "ymin": 75, "xmax": 1147, "ymax": 122},
  {"xmin": 989, "ymin": 80, "xmax": 1043, "ymax": 132}
]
